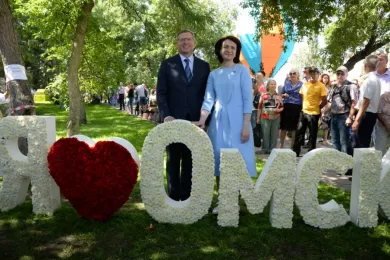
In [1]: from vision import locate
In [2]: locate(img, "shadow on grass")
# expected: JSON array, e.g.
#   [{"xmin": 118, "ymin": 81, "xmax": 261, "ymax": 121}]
[{"xmin": 2, "ymin": 183, "xmax": 390, "ymax": 259}]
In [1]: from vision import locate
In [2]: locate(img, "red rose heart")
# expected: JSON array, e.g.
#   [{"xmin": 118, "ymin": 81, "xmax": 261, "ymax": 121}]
[{"xmin": 47, "ymin": 138, "xmax": 138, "ymax": 221}]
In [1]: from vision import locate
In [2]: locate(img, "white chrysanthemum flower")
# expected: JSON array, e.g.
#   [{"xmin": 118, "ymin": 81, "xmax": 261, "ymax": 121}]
[
  {"xmin": 296, "ymin": 149, "xmax": 353, "ymax": 229},
  {"xmin": 140, "ymin": 120, "xmax": 215, "ymax": 224},
  {"xmin": 0, "ymin": 116, "xmax": 60, "ymax": 215},
  {"xmin": 218, "ymin": 149, "xmax": 296, "ymax": 228}
]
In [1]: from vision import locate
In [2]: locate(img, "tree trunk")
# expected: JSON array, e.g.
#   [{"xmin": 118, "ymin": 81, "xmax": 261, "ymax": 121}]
[
  {"xmin": 80, "ymin": 100, "xmax": 87, "ymax": 124},
  {"xmin": 66, "ymin": 0, "xmax": 94, "ymax": 137},
  {"xmin": 0, "ymin": 0, "xmax": 35, "ymax": 156},
  {"xmin": 344, "ymin": 39, "xmax": 389, "ymax": 71},
  {"xmin": 0, "ymin": 0, "xmax": 35, "ymax": 116}
]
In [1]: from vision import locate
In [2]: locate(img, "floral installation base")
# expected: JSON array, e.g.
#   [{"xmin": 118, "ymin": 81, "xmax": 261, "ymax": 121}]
[{"xmin": 1, "ymin": 116, "xmax": 390, "ymax": 229}]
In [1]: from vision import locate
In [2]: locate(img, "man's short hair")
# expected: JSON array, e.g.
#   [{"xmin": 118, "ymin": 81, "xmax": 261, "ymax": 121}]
[
  {"xmin": 364, "ymin": 55, "xmax": 379, "ymax": 70},
  {"xmin": 308, "ymin": 66, "xmax": 320, "ymax": 73},
  {"xmin": 177, "ymin": 29, "xmax": 195, "ymax": 39},
  {"xmin": 377, "ymin": 51, "xmax": 389, "ymax": 62}
]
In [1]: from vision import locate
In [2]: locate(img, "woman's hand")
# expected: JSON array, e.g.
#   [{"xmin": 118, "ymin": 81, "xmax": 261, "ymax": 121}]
[
  {"xmin": 241, "ymin": 123, "xmax": 250, "ymax": 143},
  {"xmin": 193, "ymin": 120, "xmax": 206, "ymax": 129}
]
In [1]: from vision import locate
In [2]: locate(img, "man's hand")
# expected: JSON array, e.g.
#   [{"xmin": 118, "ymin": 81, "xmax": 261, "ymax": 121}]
[
  {"xmin": 163, "ymin": 116, "xmax": 175, "ymax": 123},
  {"xmin": 346, "ymin": 117, "xmax": 352, "ymax": 127},
  {"xmin": 241, "ymin": 124, "xmax": 250, "ymax": 143},
  {"xmin": 352, "ymin": 120, "xmax": 359, "ymax": 133}
]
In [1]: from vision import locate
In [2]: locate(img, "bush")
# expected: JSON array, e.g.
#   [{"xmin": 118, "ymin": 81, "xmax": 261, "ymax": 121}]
[{"xmin": 33, "ymin": 89, "xmax": 51, "ymax": 102}]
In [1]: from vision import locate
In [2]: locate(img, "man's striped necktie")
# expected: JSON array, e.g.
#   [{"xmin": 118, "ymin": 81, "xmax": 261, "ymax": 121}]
[{"xmin": 184, "ymin": 58, "xmax": 193, "ymax": 82}]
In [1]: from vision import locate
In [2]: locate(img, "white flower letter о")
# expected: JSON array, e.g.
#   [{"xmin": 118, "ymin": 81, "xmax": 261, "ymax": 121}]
[
  {"xmin": 0, "ymin": 116, "xmax": 60, "ymax": 214},
  {"xmin": 295, "ymin": 149, "xmax": 353, "ymax": 228},
  {"xmin": 218, "ymin": 149, "xmax": 296, "ymax": 228},
  {"xmin": 140, "ymin": 120, "xmax": 215, "ymax": 224}
]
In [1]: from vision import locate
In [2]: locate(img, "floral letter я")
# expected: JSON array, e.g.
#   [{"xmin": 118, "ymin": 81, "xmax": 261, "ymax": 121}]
[{"xmin": 0, "ymin": 116, "xmax": 60, "ymax": 215}]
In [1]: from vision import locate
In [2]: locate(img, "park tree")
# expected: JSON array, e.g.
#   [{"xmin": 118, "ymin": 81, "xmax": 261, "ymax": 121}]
[
  {"xmin": 0, "ymin": 0, "xmax": 35, "ymax": 116},
  {"xmin": 242, "ymin": 0, "xmax": 390, "ymax": 70},
  {"xmin": 7, "ymin": 0, "xmax": 237, "ymax": 135}
]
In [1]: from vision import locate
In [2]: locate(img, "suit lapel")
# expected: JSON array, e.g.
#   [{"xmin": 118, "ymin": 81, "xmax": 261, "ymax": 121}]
[{"xmin": 189, "ymin": 56, "xmax": 200, "ymax": 86}]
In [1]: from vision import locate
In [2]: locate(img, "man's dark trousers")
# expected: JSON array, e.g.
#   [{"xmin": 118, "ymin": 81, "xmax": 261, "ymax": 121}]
[
  {"xmin": 293, "ymin": 111, "xmax": 320, "ymax": 156},
  {"xmin": 356, "ymin": 112, "xmax": 377, "ymax": 148}
]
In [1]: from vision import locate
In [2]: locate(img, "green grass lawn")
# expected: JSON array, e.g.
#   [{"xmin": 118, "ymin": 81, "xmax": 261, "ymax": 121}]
[{"xmin": 1, "ymin": 102, "xmax": 390, "ymax": 259}]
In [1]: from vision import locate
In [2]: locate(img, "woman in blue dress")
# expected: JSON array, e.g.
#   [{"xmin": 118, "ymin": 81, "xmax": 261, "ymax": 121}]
[{"xmin": 196, "ymin": 36, "xmax": 257, "ymax": 192}]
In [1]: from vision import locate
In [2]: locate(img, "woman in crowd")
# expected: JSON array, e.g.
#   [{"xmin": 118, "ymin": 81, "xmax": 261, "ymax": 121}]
[
  {"xmin": 256, "ymin": 79, "xmax": 284, "ymax": 154},
  {"xmin": 255, "ymin": 70, "xmax": 267, "ymax": 94},
  {"xmin": 251, "ymin": 84, "xmax": 260, "ymax": 129},
  {"xmin": 319, "ymin": 73, "xmax": 332, "ymax": 145},
  {"xmin": 197, "ymin": 36, "xmax": 256, "ymax": 204},
  {"xmin": 127, "ymin": 83, "xmax": 135, "ymax": 114},
  {"xmin": 279, "ymin": 68, "xmax": 303, "ymax": 149}
]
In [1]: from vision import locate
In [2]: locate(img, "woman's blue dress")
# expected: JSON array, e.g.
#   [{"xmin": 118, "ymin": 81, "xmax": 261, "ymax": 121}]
[{"xmin": 201, "ymin": 64, "xmax": 257, "ymax": 177}]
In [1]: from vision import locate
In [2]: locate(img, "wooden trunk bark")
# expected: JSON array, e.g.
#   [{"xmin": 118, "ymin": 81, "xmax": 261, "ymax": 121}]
[
  {"xmin": 0, "ymin": 0, "xmax": 35, "ymax": 156},
  {"xmin": 66, "ymin": 0, "xmax": 94, "ymax": 137},
  {"xmin": 0, "ymin": 0, "xmax": 35, "ymax": 116},
  {"xmin": 80, "ymin": 100, "xmax": 87, "ymax": 124}
]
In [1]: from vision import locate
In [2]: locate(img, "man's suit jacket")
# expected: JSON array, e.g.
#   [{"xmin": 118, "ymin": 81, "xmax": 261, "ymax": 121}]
[{"xmin": 157, "ymin": 54, "xmax": 210, "ymax": 122}]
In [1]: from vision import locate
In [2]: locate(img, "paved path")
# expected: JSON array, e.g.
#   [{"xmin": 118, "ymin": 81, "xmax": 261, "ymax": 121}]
[{"xmin": 255, "ymin": 137, "xmax": 352, "ymax": 192}]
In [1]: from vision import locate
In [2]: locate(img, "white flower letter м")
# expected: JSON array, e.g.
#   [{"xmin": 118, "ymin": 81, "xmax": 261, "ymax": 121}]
[
  {"xmin": 140, "ymin": 120, "xmax": 215, "ymax": 224},
  {"xmin": 218, "ymin": 149, "xmax": 296, "ymax": 228},
  {"xmin": 0, "ymin": 116, "xmax": 60, "ymax": 215}
]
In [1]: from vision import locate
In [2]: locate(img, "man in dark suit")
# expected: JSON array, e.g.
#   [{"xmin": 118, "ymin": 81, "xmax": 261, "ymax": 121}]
[{"xmin": 157, "ymin": 29, "xmax": 210, "ymax": 201}]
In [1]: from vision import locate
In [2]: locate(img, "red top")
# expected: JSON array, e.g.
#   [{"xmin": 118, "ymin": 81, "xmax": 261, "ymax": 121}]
[{"xmin": 258, "ymin": 92, "xmax": 284, "ymax": 120}]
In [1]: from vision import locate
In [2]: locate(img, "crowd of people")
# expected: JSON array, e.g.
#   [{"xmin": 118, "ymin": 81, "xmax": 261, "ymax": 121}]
[
  {"xmin": 250, "ymin": 52, "xmax": 390, "ymax": 163},
  {"xmin": 109, "ymin": 82, "xmax": 158, "ymax": 120},
  {"xmin": 155, "ymin": 29, "xmax": 390, "ymax": 211}
]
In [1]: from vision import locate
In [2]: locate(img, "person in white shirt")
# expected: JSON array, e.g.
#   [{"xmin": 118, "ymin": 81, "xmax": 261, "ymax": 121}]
[
  {"xmin": 148, "ymin": 89, "xmax": 157, "ymax": 107},
  {"xmin": 352, "ymin": 55, "xmax": 381, "ymax": 148},
  {"xmin": 376, "ymin": 52, "xmax": 390, "ymax": 95},
  {"xmin": 0, "ymin": 86, "xmax": 9, "ymax": 102},
  {"xmin": 118, "ymin": 82, "xmax": 126, "ymax": 111},
  {"xmin": 135, "ymin": 84, "xmax": 147, "ymax": 115}
]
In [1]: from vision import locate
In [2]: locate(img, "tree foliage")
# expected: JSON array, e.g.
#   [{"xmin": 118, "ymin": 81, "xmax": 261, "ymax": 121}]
[
  {"xmin": 242, "ymin": 0, "xmax": 390, "ymax": 70},
  {"xmin": 8, "ymin": 0, "xmax": 237, "ymax": 107}
]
